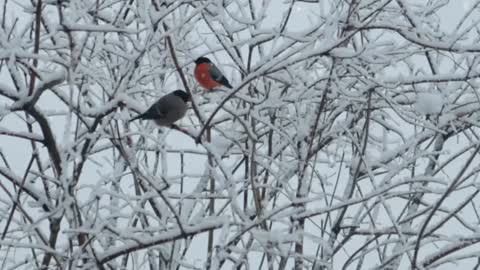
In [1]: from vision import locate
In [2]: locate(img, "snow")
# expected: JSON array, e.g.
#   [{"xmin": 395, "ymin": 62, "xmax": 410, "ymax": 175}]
[
  {"xmin": 414, "ymin": 92, "xmax": 445, "ymax": 115},
  {"xmin": 97, "ymin": 219, "xmax": 225, "ymax": 263}
]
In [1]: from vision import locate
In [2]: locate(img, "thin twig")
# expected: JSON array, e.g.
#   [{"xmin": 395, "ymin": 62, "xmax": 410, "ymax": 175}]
[
  {"xmin": 163, "ymin": 22, "xmax": 205, "ymax": 127},
  {"xmin": 28, "ymin": 0, "xmax": 42, "ymax": 96}
]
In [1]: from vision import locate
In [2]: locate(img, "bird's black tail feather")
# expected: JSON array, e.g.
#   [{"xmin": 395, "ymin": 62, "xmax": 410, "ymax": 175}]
[
  {"xmin": 129, "ymin": 114, "xmax": 145, "ymax": 122},
  {"xmin": 220, "ymin": 78, "xmax": 233, "ymax": 89}
]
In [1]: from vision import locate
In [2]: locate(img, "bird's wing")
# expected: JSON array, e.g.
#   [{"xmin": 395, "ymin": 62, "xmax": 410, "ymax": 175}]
[
  {"xmin": 151, "ymin": 96, "xmax": 173, "ymax": 117},
  {"xmin": 208, "ymin": 63, "xmax": 225, "ymax": 82},
  {"xmin": 156, "ymin": 102, "xmax": 170, "ymax": 116},
  {"xmin": 208, "ymin": 64, "xmax": 232, "ymax": 88},
  {"xmin": 138, "ymin": 98, "xmax": 170, "ymax": 120},
  {"xmin": 154, "ymin": 95, "xmax": 188, "ymax": 125}
]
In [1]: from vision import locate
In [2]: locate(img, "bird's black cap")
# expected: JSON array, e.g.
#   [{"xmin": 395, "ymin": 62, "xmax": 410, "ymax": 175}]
[
  {"xmin": 173, "ymin": 90, "xmax": 191, "ymax": 102},
  {"xmin": 194, "ymin": 57, "xmax": 211, "ymax": 65}
]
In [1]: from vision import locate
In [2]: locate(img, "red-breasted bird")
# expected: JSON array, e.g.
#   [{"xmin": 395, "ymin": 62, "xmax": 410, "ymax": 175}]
[
  {"xmin": 194, "ymin": 57, "xmax": 232, "ymax": 90},
  {"xmin": 129, "ymin": 90, "xmax": 191, "ymax": 126}
]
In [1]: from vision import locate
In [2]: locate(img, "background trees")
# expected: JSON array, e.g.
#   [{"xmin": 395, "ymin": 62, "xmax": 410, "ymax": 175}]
[{"xmin": 1, "ymin": 0, "xmax": 480, "ymax": 269}]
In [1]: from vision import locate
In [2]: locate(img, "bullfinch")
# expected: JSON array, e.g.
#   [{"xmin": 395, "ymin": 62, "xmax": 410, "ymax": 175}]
[
  {"xmin": 129, "ymin": 90, "xmax": 191, "ymax": 126},
  {"xmin": 194, "ymin": 57, "xmax": 232, "ymax": 90}
]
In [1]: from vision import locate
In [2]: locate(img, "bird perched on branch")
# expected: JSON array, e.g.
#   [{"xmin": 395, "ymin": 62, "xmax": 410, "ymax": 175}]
[
  {"xmin": 194, "ymin": 57, "xmax": 232, "ymax": 91},
  {"xmin": 129, "ymin": 90, "xmax": 191, "ymax": 126}
]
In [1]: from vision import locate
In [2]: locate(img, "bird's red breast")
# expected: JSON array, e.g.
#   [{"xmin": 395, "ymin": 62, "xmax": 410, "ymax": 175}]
[{"xmin": 194, "ymin": 63, "xmax": 222, "ymax": 90}]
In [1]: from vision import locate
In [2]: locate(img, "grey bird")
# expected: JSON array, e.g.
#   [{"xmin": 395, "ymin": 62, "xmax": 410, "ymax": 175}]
[{"xmin": 129, "ymin": 90, "xmax": 191, "ymax": 126}]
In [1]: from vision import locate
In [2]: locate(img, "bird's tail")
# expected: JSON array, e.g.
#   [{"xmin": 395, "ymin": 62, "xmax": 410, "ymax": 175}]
[
  {"xmin": 129, "ymin": 114, "xmax": 144, "ymax": 122},
  {"xmin": 220, "ymin": 78, "xmax": 233, "ymax": 89}
]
